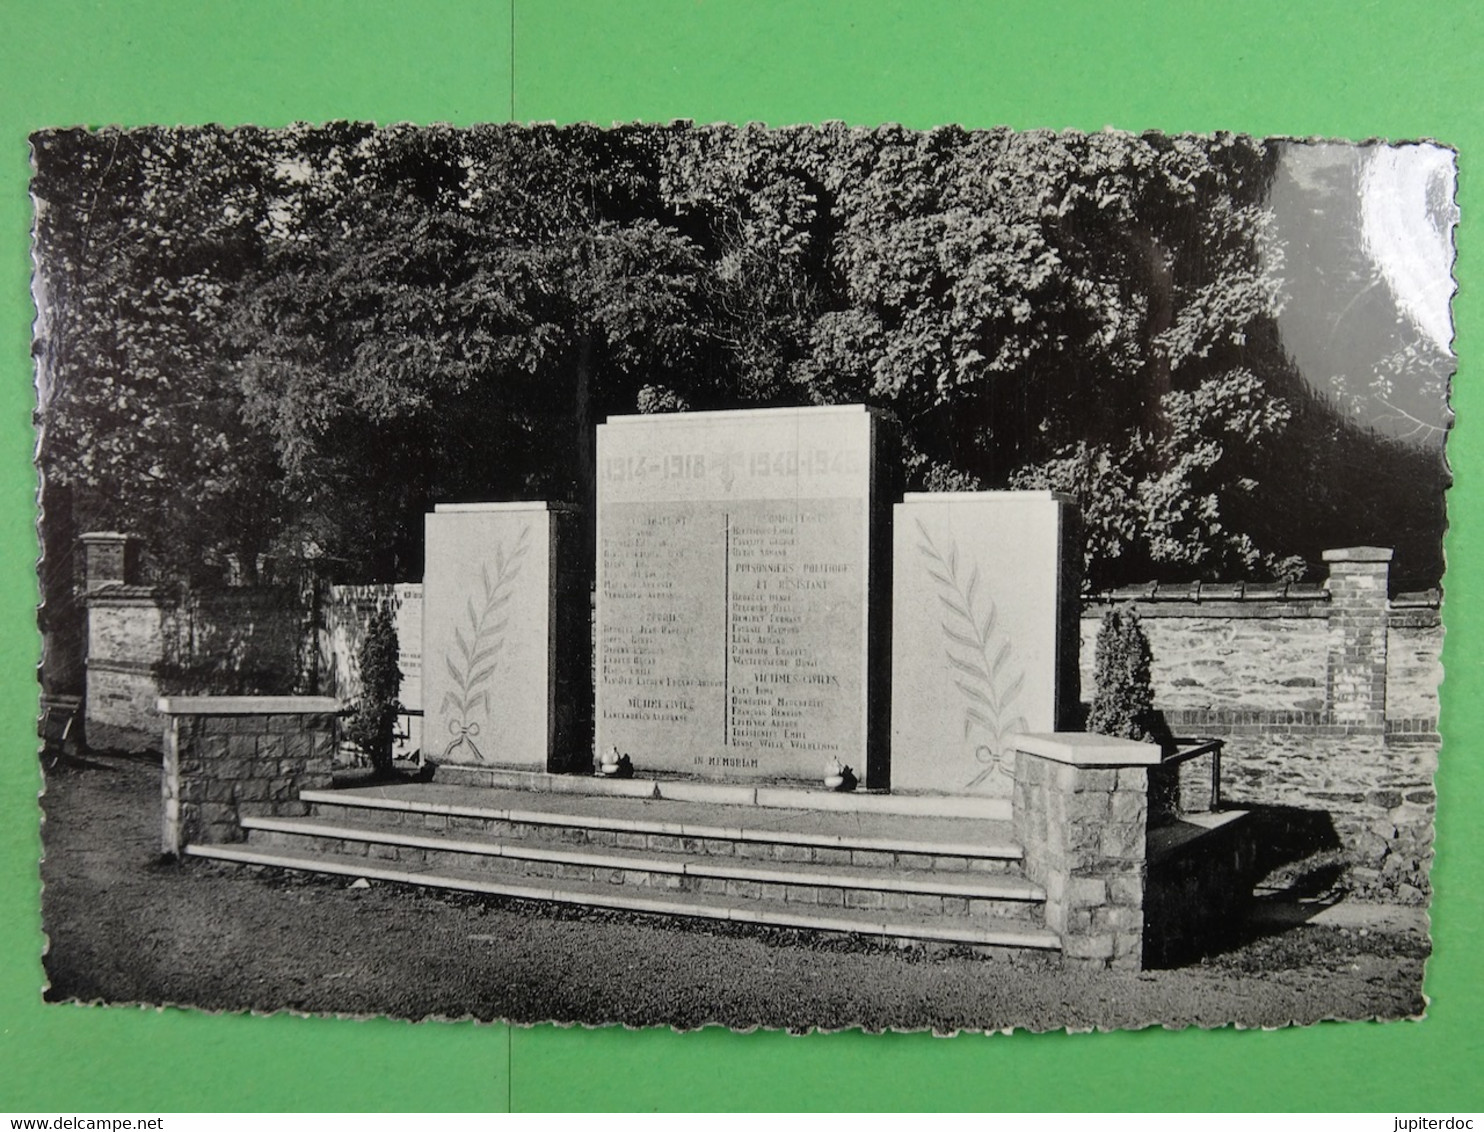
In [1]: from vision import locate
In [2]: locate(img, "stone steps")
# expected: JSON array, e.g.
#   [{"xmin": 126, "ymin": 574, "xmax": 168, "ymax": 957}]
[
  {"xmin": 184, "ymin": 841, "xmax": 1063, "ymax": 953},
  {"xmin": 183, "ymin": 779, "xmax": 1059, "ymax": 953},
  {"xmin": 240, "ymin": 813, "xmax": 1047, "ymax": 921},
  {"xmin": 299, "ymin": 784, "xmax": 1023, "ymax": 873}
]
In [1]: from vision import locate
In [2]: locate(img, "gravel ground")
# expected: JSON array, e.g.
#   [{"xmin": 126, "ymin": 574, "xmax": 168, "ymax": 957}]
[{"xmin": 37, "ymin": 752, "xmax": 1429, "ymax": 1033}]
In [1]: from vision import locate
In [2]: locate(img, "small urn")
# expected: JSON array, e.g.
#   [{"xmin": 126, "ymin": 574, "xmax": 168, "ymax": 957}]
[
  {"xmin": 823, "ymin": 757, "xmax": 845, "ymax": 791},
  {"xmin": 600, "ymin": 747, "xmax": 634, "ymax": 778}
]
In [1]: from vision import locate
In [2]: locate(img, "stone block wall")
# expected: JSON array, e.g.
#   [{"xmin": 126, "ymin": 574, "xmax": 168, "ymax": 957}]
[
  {"xmin": 1221, "ymin": 732, "xmax": 1437, "ymax": 902},
  {"xmin": 85, "ymin": 586, "xmax": 171, "ymax": 751},
  {"xmin": 1080, "ymin": 549, "xmax": 1441, "ymax": 738},
  {"xmin": 1013, "ymin": 736, "xmax": 1269, "ymax": 968},
  {"xmin": 85, "ymin": 582, "xmax": 311, "ymax": 753},
  {"xmin": 1012, "ymin": 739, "xmax": 1151, "ymax": 969},
  {"xmin": 159, "ymin": 697, "xmax": 338, "ymax": 855}
]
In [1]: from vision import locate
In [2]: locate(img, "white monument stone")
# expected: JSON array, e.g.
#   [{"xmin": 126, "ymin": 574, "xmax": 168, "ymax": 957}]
[
  {"xmin": 423, "ymin": 502, "xmax": 587, "ymax": 771},
  {"xmin": 595, "ymin": 405, "xmax": 892, "ymax": 785},
  {"xmin": 891, "ymin": 491, "xmax": 1080, "ymax": 797}
]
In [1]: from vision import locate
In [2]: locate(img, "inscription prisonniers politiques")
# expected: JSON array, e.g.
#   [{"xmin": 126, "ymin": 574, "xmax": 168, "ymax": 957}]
[{"xmin": 595, "ymin": 406, "xmax": 890, "ymax": 783}]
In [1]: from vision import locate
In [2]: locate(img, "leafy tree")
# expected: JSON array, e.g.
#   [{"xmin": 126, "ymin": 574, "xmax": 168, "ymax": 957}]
[
  {"xmin": 232, "ymin": 123, "xmax": 707, "ymax": 579},
  {"xmin": 659, "ymin": 125, "xmax": 1294, "ymax": 584},
  {"xmin": 33, "ymin": 123, "xmax": 1445, "ymax": 594},
  {"xmin": 815, "ymin": 128, "xmax": 1289, "ymax": 584},
  {"xmin": 658, "ymin": 123, "xmax": 838, "ymax": 405},
  {"xmin": 31, "ymin": 126, "xmax": 284, "ymax": 583}
]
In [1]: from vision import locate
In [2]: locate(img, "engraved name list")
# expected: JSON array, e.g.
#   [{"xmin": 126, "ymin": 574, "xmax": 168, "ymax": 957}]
[{"xmin": 595, "ymin": 407, "xmax": 879, "ymax": 781}]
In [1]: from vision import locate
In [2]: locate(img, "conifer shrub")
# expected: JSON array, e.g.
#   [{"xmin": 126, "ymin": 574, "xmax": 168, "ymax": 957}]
[
  {"xmin": 345, "ymin": 606, "xmax": 401, "ymax": 777},
  {"xmin": 1087, "ymin": 606, "xmax": 1156, "ymax": 741},
  {"xmin": 1089, "ymin": 605, "xmax": 1182, "ymax": 822}
]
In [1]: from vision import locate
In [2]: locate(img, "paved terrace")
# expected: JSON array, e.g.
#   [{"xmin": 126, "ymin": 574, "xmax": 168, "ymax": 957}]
[{"xmin": 310, "ymin": 780, "xmax": 1024, "ymax": 859}]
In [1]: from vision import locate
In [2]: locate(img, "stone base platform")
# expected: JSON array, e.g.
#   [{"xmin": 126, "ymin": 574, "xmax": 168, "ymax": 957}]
[
  {"xmin": 185, "ymin": 778, "xmax": 1059, "ymax": 954},
  {"xmin": 425, "ymin": 763, "xmax": 1013, "ymax": 821},
  {"xmin": 157, "ymin": 697, "xmax": 1256, "ymax": 969},
  {"xmin": 1144, "ymin": 809, "xmax": 1255, "ymax": 968}
]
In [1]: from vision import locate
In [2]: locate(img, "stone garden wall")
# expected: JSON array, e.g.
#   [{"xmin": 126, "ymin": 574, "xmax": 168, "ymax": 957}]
[
  {"xmin": 84, "ymin": 585, "xmax": 171, "ymax": 751},
  {"xmin": 1079, "ymin": 558, "xmax": 1441, "ymax": 738},
  {"xmin": 86, "ymin": 581, "xmax": 310, "ymax": 751},
  {"xmin": 1077, "ymin": 550, "xmax": 1441, "ymax": 904},
  {"xmin": 1221, "ymin": 732, "xmax": 1437, "ymax": 902},
  {"xmin": 1079, "ymin": 601, "xmax": 1331, "ymax": 716},
  {"xmin": 318, "ymin": 584, "xmax": 420, "ymax": 701},
  {"xmin": 159, "ymin": 696, "xmax": 338, "ymax": 854},
  {"xmin": 78, "ymin": 530, "xmax": 330, "ymax": 752},
  {"xmin": 165, "ymin": 587, "xmax": 310, "ymax": 692},
  {"xmin": 79, "ymin": 530, "xmax": 429, "ymax": 757},
  {"xmin": 1386, "ymin": 619, "xmax": 1445, "ymax": 729}
]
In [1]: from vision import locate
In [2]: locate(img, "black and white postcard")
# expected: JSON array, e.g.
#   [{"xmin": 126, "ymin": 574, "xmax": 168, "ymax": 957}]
[{"xmin": 31, "ymin": 123, "xmax": 1453, "ymax": 1031}]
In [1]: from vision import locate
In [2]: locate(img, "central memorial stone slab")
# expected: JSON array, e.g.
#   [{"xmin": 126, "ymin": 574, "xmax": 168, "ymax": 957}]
[{"xmin": 596, "ymin": 406, "xmax": 891, "ymax": 785}]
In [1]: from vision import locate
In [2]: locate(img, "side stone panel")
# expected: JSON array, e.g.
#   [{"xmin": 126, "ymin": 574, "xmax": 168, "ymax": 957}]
[
  {"xmin": 423, "ymin": 503, "xmax": 587, "ymax": 772},
  {"xmin": 892, "ymin": 492, "xmax": 1079, "ymax": 798}
]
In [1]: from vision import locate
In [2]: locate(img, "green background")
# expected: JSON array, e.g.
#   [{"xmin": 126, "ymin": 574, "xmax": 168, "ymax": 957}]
[{"xmin": 2, "ymin": 0, "xmax": 1480, "ymax": 1112}]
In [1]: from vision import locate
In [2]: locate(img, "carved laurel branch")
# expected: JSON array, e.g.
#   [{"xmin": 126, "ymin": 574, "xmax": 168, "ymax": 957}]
[
  {"xmin": 914, "ymin": 517, "xmax": 1026, "ymax": 787},
  {"xmin": 441, "ymin": 523, "xmax": 531, "ymax": 759}
]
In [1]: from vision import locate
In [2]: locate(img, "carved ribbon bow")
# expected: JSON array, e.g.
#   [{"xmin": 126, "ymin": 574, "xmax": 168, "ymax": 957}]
[{"xmin": 443, "ymin": 719, "xmax": 484, "ymax": 762}]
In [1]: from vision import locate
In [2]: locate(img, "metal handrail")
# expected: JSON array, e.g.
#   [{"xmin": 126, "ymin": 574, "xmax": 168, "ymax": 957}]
[{"xmin": 1160, "ymin": 736, "xmax": 1224, "ymax": 811}]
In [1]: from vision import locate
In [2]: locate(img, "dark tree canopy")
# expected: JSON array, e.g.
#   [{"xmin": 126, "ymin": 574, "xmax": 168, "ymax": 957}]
[
  {"xmin": 31, "ymin": 126, "xmax": 284, "ymax": 583},
  {"xmin": 31, "ymin": 123, "xmax": 1452, "ymax": 591}
]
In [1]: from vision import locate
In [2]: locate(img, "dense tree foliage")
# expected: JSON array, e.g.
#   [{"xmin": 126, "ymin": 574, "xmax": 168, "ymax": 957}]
[
  {"xmin": 31, "ymin": 123, "xmax": 1451, "ymax": 590},
  {"xmin": 231, "ymin": 124, "xmax": 707, "ymax": 577},
  {"xmin": 658, "ymin": 126, "xmax": 1294, "ymax": 578},
  {"xmin": 32, "ymin": 127, "xmax": 283, "ymax": 582}
]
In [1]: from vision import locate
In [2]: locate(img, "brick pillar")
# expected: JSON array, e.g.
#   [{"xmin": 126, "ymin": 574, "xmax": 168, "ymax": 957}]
[
  {"xmin": 159, "ymin": 696, "xmax": 339, "ymax": 855},
  {"xmin": 80, "ymin": 531, "xmax": 139, "ymax": 592},
  {"xmin": 1012, "ymin": 733, "xmax": 1158, "ymax": 969},
  {"xmin": 1323, "ymin": 547, "xmax": 1392, "ymax": 731}
]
